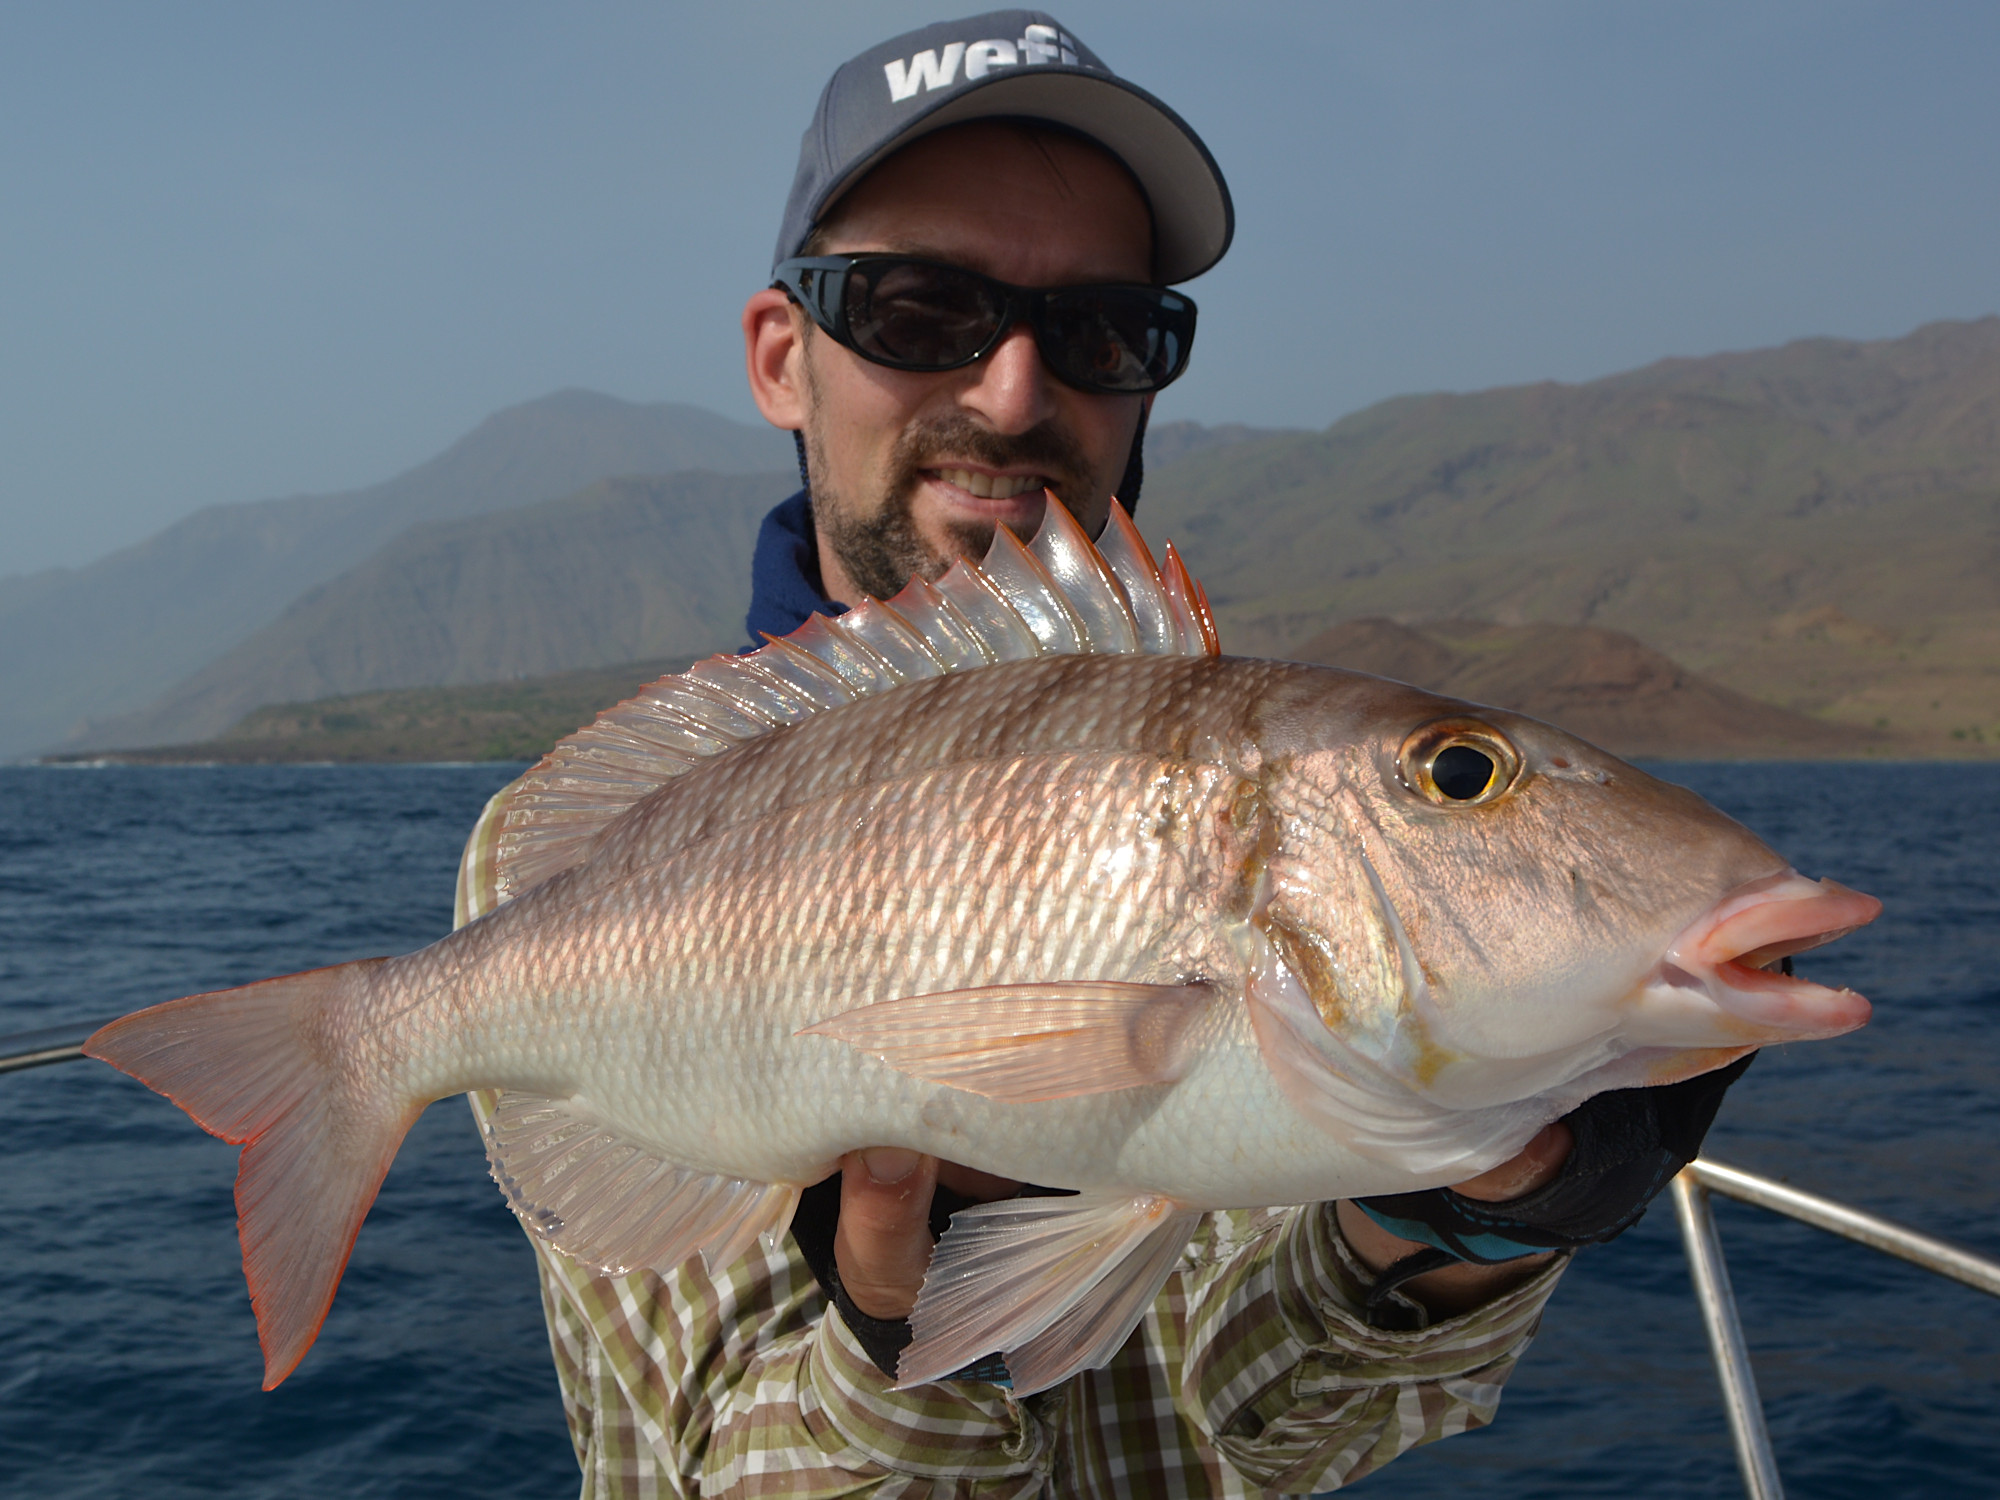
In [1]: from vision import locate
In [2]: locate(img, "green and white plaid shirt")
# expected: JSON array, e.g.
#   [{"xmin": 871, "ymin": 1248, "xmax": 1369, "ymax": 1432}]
[{"xmin": 458, "ymin": 781, "xmax": 1565, "ymax": 1499}]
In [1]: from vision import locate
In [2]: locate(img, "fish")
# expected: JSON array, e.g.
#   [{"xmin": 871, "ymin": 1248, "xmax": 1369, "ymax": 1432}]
[{"xmin": 85, "ymin": 498, "xmax": 1882, "ymax": 1395}]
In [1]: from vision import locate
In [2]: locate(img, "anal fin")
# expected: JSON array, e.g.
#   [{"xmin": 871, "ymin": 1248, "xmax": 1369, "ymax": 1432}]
[
  {"xmin": 799, "ymin": 981, "xmax": 1212, "ymax": 1102},
  {"xmin": 898, "ymin": 1192, "xmax": 1198, "ymax": 1395},
  {"xmin": 482, "ymin": 1091, "xmax": 798, "ymax": 1276}
]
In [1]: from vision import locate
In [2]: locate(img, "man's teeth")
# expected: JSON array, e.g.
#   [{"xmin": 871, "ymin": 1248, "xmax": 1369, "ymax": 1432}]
[{"xmin": 935, "ymin": 469, "xmax": 1044, "ymax": 500}]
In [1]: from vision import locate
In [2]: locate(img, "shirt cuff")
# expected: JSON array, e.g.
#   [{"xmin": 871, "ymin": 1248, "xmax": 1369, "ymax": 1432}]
[
  {"xmin": 1181, "ymin": 1205, "xmax": 1567, "ymax": 1492},
  {"xmin": 1288, "ymin": 1202, "xmax": 1567, "ymax": 1391},
  {"xmin": 803, "ymin": 1302, "xmax": 1052, "ymax": 1485}
]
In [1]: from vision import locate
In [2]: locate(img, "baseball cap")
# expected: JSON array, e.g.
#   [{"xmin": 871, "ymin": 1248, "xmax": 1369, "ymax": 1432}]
[{"xmin": 774, "ymin": 10, "xmax": 1233, "ymax": 285}]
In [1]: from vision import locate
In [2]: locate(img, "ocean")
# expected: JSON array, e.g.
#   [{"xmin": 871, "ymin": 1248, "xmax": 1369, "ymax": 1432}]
[{"xmin": 0, "ymin": 761, "xmax": 1993, "ymax": 1498}]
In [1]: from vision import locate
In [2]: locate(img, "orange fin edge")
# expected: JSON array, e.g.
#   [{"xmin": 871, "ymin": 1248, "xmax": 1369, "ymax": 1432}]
[{"xmin": 85, "ymin": 960, "xmax": 415, "ymax": 1389}]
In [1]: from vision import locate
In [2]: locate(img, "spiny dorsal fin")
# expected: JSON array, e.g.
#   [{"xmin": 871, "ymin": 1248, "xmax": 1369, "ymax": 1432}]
[{"xmin": 490, "ymin": 497, "xmax": 1220, "ymax": 902}]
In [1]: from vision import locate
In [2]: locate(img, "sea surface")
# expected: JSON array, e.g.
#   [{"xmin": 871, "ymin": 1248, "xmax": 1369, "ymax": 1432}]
[{"xmin": 0, "ymin": 761, "xmax": 1993, "ymax": 1499}]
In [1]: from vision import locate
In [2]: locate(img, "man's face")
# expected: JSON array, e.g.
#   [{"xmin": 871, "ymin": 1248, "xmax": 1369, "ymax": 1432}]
[{"xmin": 758, "ymin": 122, "xmax": 1155, "ymax": 605}]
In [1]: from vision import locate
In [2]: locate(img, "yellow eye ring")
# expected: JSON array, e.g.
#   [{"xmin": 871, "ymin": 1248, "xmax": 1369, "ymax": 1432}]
[{"xmin": 1398, "ymin": 719, "xmax": 1523, "ymax": 807}]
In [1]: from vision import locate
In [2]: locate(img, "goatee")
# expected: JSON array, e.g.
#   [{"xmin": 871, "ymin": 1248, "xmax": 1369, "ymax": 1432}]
[{"xmin": 809, "ymin": 413, "xmax": 1095, "ymax": 603}]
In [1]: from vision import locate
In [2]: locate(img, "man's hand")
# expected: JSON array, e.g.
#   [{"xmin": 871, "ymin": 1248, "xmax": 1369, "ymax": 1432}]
[
  {"xmin": 1335, "ymin": 1122, "xmax": 1574, "ymax": 1319},
  {"xmin": 833, "ymin": 1151, "xmax": 1020, "ymax": 1319},
  {"xmin": 1347, "ymin": 1053, "xmax": 1757, "ymax": 1314},
  {"xmin": 831, "ymin": 1128, "xmax": 1576, "ymax": 1328}
]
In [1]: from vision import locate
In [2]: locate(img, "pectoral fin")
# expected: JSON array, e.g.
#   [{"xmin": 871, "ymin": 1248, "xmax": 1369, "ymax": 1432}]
[
  {"xmin": 799, "ymin": 981, "xmax": 1213, "ymax": 1102},
  {"xmin": 897, "ymin": 1192, "xmax": 1199, "ymax": 1394},
  {"xmin": 1245, "ymin": 935, "xmax": 1544, "ymax": 1178}
]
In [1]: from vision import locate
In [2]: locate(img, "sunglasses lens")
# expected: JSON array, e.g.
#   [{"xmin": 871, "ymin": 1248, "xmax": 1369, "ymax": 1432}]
[
  {"xmin": 845, "ymin": 261, "xmax": 1003, "ymax": 369},
  {"xmin": 1040, "ymin": 288, "xmax": 1193, "ymax": 393},
  {"xmin": 802, "ymin": 257, "xmax": 1195, "ymax": 393}
]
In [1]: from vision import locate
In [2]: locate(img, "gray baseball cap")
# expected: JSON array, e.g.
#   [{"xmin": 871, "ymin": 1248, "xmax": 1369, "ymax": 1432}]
[{"xmin": 774, "ymin": 10, "xmax": 1232, "ymax": 285}]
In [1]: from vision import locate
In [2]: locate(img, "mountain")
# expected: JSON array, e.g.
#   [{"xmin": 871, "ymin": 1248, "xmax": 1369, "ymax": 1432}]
[
  {"xmin": 57, "ymin": 419, "xmax": 1286, "ymax": 756},
  {"xmin": 1290, "ymin": 618, "xmax": 1877, "ymax": 758},
  {"xmin": 67, "ymin": 619, "xmax": 1868, "ymax": 767},
  {"xmin": 47, "ymin": 658, "xmax": 701, "ymax": 766},
  {"xmin": 76, "ymin": 473, "xmax": 786, "ymax": 750},
  {"xmin": 1139, "ymin": 419, "xmax": 1299, "ymax": 469},
  {"xmin": 1140, "ymin": 317, "xmax": 2000, "ymax": 752},
  {"xmin": 29, "ymin": 319, "xmax": 2000, "ymax": 760},
  {"xmin": 0, "ymin": 391, "xmax": 792, "ymax": 758}
]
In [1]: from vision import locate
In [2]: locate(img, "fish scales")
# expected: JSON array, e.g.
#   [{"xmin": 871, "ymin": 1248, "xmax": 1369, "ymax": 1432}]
[
  {"xmin": 386, "ymin": 677, "xmax": 1293, "ymax": 1196},
  {"xmin": 559, "ymin": 651, "xmax": 1284, "ymax": 897},
  {"xmin": 85, "ymin": 500, "xmax": 1881, "ymax": 1392}
]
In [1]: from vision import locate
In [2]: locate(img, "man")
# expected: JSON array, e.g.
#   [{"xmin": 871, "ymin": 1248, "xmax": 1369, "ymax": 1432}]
[{"xmin": 460, "ymin": 13, "xmax": 1744, "ymax": 1494}]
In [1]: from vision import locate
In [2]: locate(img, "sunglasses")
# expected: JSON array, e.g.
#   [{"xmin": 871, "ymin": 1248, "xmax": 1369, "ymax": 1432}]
[{"xmin": 773, "ymin": 254, "xmax": 1197, "ymax": 395}]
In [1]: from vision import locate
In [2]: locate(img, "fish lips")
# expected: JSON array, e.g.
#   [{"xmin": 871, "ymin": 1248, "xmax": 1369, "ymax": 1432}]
[{"xmin": 1642, "ymin": 871, "xmax": 1881, "ymax": 1043}]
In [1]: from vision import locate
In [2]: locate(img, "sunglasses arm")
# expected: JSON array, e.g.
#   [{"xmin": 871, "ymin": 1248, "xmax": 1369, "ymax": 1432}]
[{"xmin": 775, "ymin": 258, "xmax": 856, "ymax": 342}]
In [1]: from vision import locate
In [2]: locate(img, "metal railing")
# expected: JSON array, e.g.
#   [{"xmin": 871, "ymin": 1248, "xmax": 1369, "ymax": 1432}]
[
  {"xmin": 1671, "ymin": 1159, "xmax": 2000, "ymax": 1499},
  {"xmin": 0, "ymin": 1020, "xmax": 98, "ymax": 1074},
  {"xmin": 5, "ymin": 1021, "xmax": 1997, "ymax": 1496}
]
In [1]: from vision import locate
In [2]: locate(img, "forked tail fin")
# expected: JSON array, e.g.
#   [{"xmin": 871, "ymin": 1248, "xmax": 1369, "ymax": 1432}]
[{"xmin": 84, "ymin": 959, "xmax": 416, "ymax": 1389}]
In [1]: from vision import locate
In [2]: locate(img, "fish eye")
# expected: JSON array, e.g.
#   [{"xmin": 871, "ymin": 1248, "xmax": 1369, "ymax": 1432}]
[
  {"xmin": 1433, "ymin": 745, "xmax": 1494, "ymax": 799},
  {"xmin": 1398, "ymin": 719, "xmax": 1522, "ymax": 808}
]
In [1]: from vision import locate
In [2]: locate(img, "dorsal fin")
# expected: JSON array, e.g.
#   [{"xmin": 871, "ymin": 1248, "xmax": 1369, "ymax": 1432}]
[{"xmin": 490, "ymin": 496, "xmax": 1220, "ymax": 901}]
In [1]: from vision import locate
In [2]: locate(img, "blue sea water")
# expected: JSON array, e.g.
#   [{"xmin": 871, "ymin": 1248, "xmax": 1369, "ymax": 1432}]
[{"xmin": 0, "ymin": 761, "xmax": 1993, "ymax": 1498}]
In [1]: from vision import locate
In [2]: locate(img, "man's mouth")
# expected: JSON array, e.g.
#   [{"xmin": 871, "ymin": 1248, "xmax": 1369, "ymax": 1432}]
[{"xmin": 929, "ymin": 468, "xmax": 1048, "ymax": 500}]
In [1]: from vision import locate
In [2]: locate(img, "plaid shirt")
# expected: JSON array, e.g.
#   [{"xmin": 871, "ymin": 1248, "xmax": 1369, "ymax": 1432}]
[{"xmin": 457, "ymin": 778, "xmax": 1566, "ymax": 1498}]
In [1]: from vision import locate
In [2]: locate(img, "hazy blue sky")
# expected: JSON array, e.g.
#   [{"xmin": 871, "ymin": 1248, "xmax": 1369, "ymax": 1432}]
[{"xmin": 4, "ymin": 2, "xmax": 1996, "ymax": 574}]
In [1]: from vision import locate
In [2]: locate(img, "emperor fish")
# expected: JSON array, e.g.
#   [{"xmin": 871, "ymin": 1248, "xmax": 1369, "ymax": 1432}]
[{"xmin": 86, "ymin": 500, "xmax": 1881, "ymax": 1394}]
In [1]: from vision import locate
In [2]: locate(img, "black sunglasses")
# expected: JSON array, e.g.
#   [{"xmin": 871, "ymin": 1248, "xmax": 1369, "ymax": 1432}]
[{"xmin": 773, "ymin": 254, "xmax": 1197, "ymax": 395}]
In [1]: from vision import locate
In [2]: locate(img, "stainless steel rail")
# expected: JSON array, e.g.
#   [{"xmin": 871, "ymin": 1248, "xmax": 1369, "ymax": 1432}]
[
  {"xmin": 1675, "ymin": 1158, "xmax": 2000, "ymax": 1499},
  {"xmin": 1687, "ymin": 1157, "xmax": 2000, "ymax": 1298},
  {"xmin": 0, "ymin": 1021, "xmax": 105, "ymax": 1075},
  {"xmin": 1673, "ymin": 1172, "xmax": 1786, "ymax": 1499}
]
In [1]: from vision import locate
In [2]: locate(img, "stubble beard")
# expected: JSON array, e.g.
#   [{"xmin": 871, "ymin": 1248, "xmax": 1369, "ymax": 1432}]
[{"xmin": 802, "ymin": 362, "xmax": 1101, "ymax": 603}]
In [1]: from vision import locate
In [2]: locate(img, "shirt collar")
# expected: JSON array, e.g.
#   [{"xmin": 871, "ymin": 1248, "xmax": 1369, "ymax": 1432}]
[{"xmin": 744, "ymin": 489, "xmax": 847, "ymax": 651}]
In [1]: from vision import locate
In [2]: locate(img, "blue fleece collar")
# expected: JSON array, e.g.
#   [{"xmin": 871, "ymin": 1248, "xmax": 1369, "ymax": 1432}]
[{"xmin": 744, "ymin": 489, "xmax": 846, "ymax": 650}]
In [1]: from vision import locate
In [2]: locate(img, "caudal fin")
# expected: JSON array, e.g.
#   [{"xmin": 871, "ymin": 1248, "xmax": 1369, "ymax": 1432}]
[{"xmin": 84, "ymin": 960, "xmax": 416, "ymax": 1389}]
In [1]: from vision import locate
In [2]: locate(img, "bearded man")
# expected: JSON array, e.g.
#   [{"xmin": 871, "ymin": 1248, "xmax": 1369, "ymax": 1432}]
[{"xmin": 460, "ymin": 13, "xmax": 1747, "ymax": 1495}]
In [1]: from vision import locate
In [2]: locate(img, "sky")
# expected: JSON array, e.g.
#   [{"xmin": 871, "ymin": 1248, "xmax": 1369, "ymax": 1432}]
[{"xmin": 3, "ymin": 1, "xmax": 1996, "ymax": 576}]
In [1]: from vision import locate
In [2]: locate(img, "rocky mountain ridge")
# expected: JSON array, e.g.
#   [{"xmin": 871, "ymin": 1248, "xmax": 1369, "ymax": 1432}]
[
  {"xmin": 22, "ymin": 317, "xmax": 1998, "ymax": 760},
  {"xmin": 1141, "ymin": 317, "xmax": 1998, "ymax": 752}
]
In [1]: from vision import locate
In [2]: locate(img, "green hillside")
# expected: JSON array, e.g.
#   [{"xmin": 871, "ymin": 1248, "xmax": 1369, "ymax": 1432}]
[
  {"xmin": 50, "ymin": 659, "xmax": 698, "ymax": 765},
  {"xmin": 61, "ymin": 621, "xmax": 1885, "ymax": 766}
]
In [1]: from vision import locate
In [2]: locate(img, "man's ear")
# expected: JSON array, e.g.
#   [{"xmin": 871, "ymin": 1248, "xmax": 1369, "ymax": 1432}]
[{"xmin": 744, "ymin": 288, "xmax": 809, "ymax": 430}]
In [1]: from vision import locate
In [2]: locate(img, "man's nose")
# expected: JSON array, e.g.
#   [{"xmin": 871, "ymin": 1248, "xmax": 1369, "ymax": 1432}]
[{"xmin": 956, "ymin": 323, "xmax": 1061, "ymax": 434}]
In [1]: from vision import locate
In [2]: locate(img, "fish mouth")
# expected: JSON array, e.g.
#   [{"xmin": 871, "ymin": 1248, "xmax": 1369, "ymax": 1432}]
[{"xmin": 1655, "ymin": 871, "xmax": 1881, "ymax": 1040}]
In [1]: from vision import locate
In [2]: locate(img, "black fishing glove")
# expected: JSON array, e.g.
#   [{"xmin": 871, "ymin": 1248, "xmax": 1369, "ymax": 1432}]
[
  {"xmin": 790, "ymin": 1173, "xmax": 1018, "ymax": 1383},
  {"xmin": 1356, "ymin": 1052, "xmax": 1755, "ymax": 1266}
]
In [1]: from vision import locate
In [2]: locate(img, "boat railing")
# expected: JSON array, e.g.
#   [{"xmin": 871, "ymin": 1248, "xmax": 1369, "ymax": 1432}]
[
  {"xmin": 5, "ymin": 1021, "xmax": 1996, "ymax": 1498},
  {"xmin": 1670, "ymin": 1158, "xmax": 1999, "ymax": 1499},
  {"xmin": 0, "ymin": 1020, "xmax": 95, "ymax": 1075}
]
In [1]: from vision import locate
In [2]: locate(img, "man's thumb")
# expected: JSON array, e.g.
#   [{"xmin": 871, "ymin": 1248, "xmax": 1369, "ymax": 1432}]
[{"xmin": 834, "ymin": 1149, "xmax": 939, "ymax": 1320}]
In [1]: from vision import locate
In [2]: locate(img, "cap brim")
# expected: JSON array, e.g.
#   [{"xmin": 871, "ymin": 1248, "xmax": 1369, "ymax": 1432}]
[{"xmin": 815, "ymin": 69, "xmax": 1232, "ymax": 285}]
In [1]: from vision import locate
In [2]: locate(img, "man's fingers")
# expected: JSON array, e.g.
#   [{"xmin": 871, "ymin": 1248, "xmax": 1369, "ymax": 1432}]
[
  {"xmin": 834, "ymin": 1149, "xmax": 940, "ymax": 1320},
  {"xmin": 1450, "ymin": 1122, "xmax": 1575, "ymax": 1203}
]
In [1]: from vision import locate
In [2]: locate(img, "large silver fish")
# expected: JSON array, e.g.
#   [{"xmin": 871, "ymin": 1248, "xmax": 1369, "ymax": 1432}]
[{"xmin": 87, "ymin": 500, "xmax": 1880, "ymax": 1394}]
